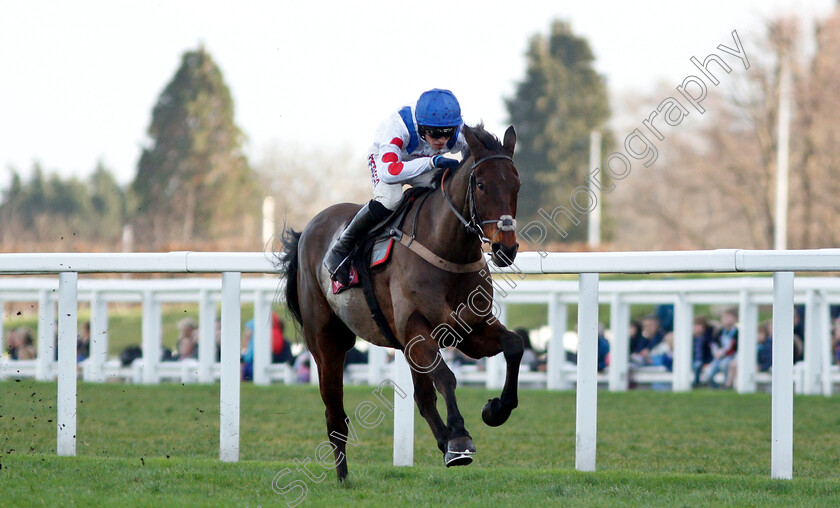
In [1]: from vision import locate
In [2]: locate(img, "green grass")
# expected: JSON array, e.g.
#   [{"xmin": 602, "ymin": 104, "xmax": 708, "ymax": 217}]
[{"xmin": 1, "ymin": 381, "xmax": 839, "ymax": 506}]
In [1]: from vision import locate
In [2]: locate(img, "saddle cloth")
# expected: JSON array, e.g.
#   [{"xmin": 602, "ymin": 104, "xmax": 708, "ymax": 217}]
[{"xmin": 330, "ymin": 237, "xmax": 394, "ymax": 295}]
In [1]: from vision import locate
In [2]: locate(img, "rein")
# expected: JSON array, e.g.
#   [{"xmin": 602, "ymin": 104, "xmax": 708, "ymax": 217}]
[
  {"xmin": 393, "ymin": 152, "xmax": 517, "ymax": 274},
  {"xmin": 441, "ymin": 154, "xmax": 517, "ymax": 245}
]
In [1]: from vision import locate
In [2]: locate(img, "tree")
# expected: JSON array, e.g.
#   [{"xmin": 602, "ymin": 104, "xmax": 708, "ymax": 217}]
[
  {"xmin": 89, "ymin": 161, "xmax": 126, "ymax": 243},
  {"xmin": 796, "ymin": 9, "xmax": 840, "ymax": 248},
  {"xmin": 505, "ymin": 20, "xmax": 612, "ymax": 243},
  {"xmin": 0, "ymin": 161, "xmax": 129, "ymax": 250},
  {"xmin": 0, "ymin": 168, "xmax": 25, "ymax": 246},
  {"xmin": 132, "ymin": 46, "xmax": 259, "ymax": 249},
  {"xmin": 610, "ymin": 11, "xmax": 840, "ymax": 250},
  {"xmin": 257, "ymin": 142, "xmax": 370, "ymax": 233}
]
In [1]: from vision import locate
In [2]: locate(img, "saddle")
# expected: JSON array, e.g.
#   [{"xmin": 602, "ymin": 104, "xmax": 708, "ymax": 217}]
[
  {"xmin": 331, "ymin": 186, "xmax": 436, "ymax": 351},
  {"xmin": 331, "ymin": 186, "xmax": 433, "ymax": 295}
]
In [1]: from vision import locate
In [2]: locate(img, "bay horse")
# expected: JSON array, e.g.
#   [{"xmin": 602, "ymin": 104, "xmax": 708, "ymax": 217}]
[{"xmin": 278, "ymin": 124, "xmax": 523, "ymax": 481}]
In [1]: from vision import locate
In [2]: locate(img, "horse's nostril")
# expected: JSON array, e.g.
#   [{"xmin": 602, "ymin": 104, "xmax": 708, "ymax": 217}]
[{"xmin": 491, "ymin": 242, "xmax": 519, "ymax": 267}]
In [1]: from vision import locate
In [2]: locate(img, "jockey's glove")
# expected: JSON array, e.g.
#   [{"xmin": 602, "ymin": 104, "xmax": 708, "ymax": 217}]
[{"xmin": 431, "ymin": 156, "xmax": 459, "ymax": 170}]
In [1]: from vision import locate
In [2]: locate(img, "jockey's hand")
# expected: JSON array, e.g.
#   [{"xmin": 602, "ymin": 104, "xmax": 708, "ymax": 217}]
[{"xmin": 432, "ymin": 156, "xmax": 459, "ymax": 170}]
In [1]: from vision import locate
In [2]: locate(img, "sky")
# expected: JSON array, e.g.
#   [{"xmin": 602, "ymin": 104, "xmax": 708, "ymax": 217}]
[{"xmin": 0, "ymin": 0, "xmax": 836, "ymax": 189}]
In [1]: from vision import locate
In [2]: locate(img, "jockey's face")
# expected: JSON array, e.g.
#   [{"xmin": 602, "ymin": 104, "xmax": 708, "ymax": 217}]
[{"xmin": 424, "ymin": 132, "xmax": 450, "ymax": 151}]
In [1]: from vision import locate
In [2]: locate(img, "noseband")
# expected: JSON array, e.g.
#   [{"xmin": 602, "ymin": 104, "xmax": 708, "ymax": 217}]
[{"xmin": 441, "ymin": 154, "xmax": 517, "ymax": 245}]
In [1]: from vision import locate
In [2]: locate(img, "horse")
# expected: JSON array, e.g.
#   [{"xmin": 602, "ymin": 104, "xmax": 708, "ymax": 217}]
[{"xmin": 278, "ymin": 124, "xmax": 523, "ymax": 482}]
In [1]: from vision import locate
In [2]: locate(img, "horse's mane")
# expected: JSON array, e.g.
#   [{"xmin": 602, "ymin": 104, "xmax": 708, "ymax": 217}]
[{"xmin": 433, "ymin": 123, "xmax": 504, "ymax": 187}]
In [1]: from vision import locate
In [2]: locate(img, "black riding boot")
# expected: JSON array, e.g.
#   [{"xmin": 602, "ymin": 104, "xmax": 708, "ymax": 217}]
[{"xmin": 324, "ymin": 200, "xmax": 390, "ymax": 285}]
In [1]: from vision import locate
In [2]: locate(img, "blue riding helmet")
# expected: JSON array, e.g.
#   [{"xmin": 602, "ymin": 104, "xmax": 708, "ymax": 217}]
[{"xmin": 415, "ymin": 89, "xmax": 462, "ymax": 128}]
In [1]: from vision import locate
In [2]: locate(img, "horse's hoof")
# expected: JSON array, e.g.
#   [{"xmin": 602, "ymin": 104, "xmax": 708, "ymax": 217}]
[
  {"xmin": 444, "ymin": 450, "xmax": 474, "ymax": 467},
  {"xmin": 444, "ymin": 435, "xmax": 476, "ymax": 467},
  {"xmin": 481, "ymin": 397, "xmax": 512, "ymax": 427}
]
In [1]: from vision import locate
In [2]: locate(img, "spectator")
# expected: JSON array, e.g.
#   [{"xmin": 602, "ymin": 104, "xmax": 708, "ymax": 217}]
[
  {"xmin": 294, "ymin": 350, "xmax": 312, "ymax": 383},
  {"xmin": 16, "ymin": 327, "xmax": 36, "ymax": 360},
  {"xmin": 650, "ymin": 332, "xmax": 674, "ymax": 371},
  {"xmin": 629, "ymin": 314, "xmax": 663, "ymax": 366},
  {"xmin": 628, "ymin": 320, "xmax": 643, "ymax": 356},
  {"xmin": 692, "ymin": 315, "xmax": 714, "ymax": 387},
  {"xmin": 175, "ymin": 317, "xmax": 198, "ymax": 360},
  {"xmin": 241, "ymin": 313, "xmax": 294, "ymax": 380},
  {"xmin": 77, "ymin": 320, "xmax": 91, "ymax": 361},
  {"xmin": 726, "ymin": 322, "xmax": 773, "ymax": 389},
  {"xmin": 832, "ymin": 316, "xmax": 840, "ymax": 365},
  {"xmin": 5, "ymin": 328, "xmax": 21, "ymax": 360},
  {"xmin": 515, "ymin": 328, "xmax": 538, "ymax": 371},
  {"xmin": 214, "ymin": 318, "xmax": 222, "ymax": 362},
  {"xmin": 119, "ymin": 344, "xmax": 143, "ymax": 367},
  {"xmin": 650, "ymin": 331, "xmax": 674, "ymax": 391},
  {"xmin": 793, "ymin": 308, "xmax": 805, "ymax": 363},
  {"xmin": 707, "ymin": 307, "xmax": 738, "ymax": 388},
  {"xmin": 344, "ymin": 346, "xmax": 368, "ymax": 368},
  {"xmin": 655, "ymin": 303, "xmax": 674, "ymax": 334},
  {"xmin": 756, "ymin": 322, "xmax": 773, "ymax": 372},
  {"xmin": 597, "ymin": 324, "xmax": 610, "ymax": 372},
  {"xmin": 793, "ymin": 306, "xmax": 805, "ymax": 363},
  {"xmin": 271, "ymin": 313, "xmax": 293, "ymax": 364},
  {"xmin": 241, "ymin": 319, "xmax": 255, "ymax": 380}
]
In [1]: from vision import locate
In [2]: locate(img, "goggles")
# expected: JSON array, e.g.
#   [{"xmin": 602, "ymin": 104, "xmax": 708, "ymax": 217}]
[{"xmin": 420, "ymin": 125, "xmax": 457, "ymax": 139}]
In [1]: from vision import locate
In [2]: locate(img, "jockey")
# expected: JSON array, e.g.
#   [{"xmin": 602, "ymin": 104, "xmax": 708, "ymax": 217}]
[{"xmin": 324, "ymin": 88, "xmax": 468, "ymax": 285}]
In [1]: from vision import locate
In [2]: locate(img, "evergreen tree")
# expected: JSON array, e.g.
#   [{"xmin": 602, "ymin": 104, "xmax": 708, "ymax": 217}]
[
  {"xmin": 132, "ymin": 46, "xmax": 259, "ymax": 247},
  {"xmin": 22, "ymin": 163, "xmax": 47, "ymax": 230},
  {"xmin": 0, "ymin": 169, "xmax": 25, "ymax": 241},
  {"xmin": 0, "ymin": 162, "xmax": 129, "ymax": 248},
  {"xmin": 506, "ymin": 20, "xmax": 611, "ymax": 242},
  {"xmin": 89, "ymin": 161, "xmax": 126, "ymax": 242}
]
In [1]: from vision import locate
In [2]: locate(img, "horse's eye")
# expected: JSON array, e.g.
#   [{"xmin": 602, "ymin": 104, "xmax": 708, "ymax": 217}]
[{"xmin": 476, "ymin": 183, "xmax": 485, "ymax": 191}]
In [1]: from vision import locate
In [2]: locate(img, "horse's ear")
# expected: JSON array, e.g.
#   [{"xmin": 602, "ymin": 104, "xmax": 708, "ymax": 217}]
[
  {"xmin": 503, "ymin": 125, "xmax": 516, "ymax": 156},
  {"xmin": 463, "ymin": 125, "xmax": 487, "ymax": 158},
  {"xmin": 462, "ymin": 125, "xmax": 479, "ymax": 153}
]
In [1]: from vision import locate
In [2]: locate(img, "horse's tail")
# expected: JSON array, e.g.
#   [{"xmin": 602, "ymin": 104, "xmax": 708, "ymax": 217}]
[{"xmin": 276, "ymin": 227, "xmax": 303, "ymax": 328}]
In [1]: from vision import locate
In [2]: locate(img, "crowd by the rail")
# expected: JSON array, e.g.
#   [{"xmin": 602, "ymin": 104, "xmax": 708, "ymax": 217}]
[{"xmin": 4, "ymin": 305, "xmax": 840, "ymax": 389}]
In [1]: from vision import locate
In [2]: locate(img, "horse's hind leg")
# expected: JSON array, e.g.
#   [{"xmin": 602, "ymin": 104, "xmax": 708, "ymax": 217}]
[
  {"xmin": 305, "ymin": 309, "xmax": 355, "ymax": 481},
  {"xmin": 411, "ymin": 369, "xmax": 449, "ymax": 454}
]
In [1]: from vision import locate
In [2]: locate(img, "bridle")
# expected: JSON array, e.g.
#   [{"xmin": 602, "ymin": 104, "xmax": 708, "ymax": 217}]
[{"xmin": 441, "ymin": 154, "xmax": 517, "ymax": 245}]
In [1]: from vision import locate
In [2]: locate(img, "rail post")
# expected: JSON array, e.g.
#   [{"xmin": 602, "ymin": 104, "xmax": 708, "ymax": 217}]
[
  {"xmin": 575, "ymin": 273, "xmax": 599, "ymax": 472},
  {"xmin": 219, "ymin": 272, "xmax": 241, "ymax": 462},
  {"xmin": 57, "ymin": 272, "xmax": 78, "ymax": 456},
  {"xmin": 771, "ymin": 271, "xmax": 794, "ymax": 480}
]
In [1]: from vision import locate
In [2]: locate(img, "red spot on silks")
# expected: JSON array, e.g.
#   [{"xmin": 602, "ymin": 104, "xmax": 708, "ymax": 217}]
[
  {"xmin": 390, "ymin": 137, "xmax": 404, "ymax": 149},
  {"xmin": 382, "ymin": 152, "xmax": 398, "ymax": 163},
  {"xmin": 388, "ymin": 162, "xmax": 404, "ymax": 175}
]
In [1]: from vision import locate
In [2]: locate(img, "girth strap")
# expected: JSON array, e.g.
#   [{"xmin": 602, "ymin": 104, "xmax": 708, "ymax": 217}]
[{"xmin": 354, "ymin": 241, "xmax": 404, "ymax": 351}]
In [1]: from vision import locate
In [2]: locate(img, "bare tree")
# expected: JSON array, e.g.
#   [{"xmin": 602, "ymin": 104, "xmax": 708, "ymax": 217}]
[
  {"xmin": 257, "ymin": 142, "xmax": 371, "ymax": 233},
  {"xmin": 610, "ymin": 13, "xmax": 840, "ymax": 250}
]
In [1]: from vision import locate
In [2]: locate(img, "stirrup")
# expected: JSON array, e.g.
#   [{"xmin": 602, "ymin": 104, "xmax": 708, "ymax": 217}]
[
  {"xmin": 324, "ymin": 245, "xmax": 350, "ymax": 278},
  {"xmin": 329, "ymin": 255, "xmax": 351, "ymax": 283}
]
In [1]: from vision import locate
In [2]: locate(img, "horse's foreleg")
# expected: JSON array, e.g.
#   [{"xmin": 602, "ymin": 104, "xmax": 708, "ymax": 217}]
[
  {"xmin": 481, "ymin": 329, "xmax": 523, "ymax": 427},
  {"xmin": 410, "ymin": 369, "xmax": 449, "ymax": 454},
  {"xmin": 404, "ymin": 313, "xmax": 475, "ymax": 466}
]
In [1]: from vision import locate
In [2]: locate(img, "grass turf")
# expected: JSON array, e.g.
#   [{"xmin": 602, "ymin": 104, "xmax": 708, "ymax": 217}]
[{"xmin": 1, "ymin": 381, "xmax": 839, "ymax": 506}]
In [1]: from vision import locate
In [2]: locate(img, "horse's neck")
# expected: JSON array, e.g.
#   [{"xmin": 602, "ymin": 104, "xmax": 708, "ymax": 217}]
[{"xmin": 418, "ymin": 161, "xmax": 483, "ymax": 264}]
